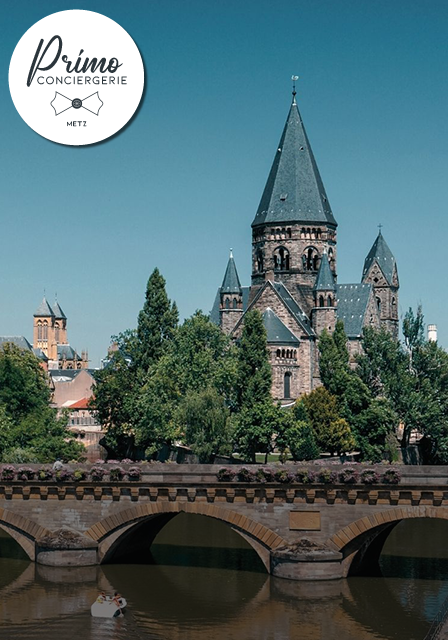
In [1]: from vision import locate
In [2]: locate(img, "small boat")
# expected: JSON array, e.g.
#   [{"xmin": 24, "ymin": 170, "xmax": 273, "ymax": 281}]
[{"xmin": 91, "ymin": 595, "xmax": 127, "ymax": 618}]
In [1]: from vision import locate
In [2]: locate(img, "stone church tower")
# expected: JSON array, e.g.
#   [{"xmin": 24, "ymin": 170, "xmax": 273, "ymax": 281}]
[
  {"xmin": 250, "ymin": 89, "xmax": 337, "ymax": 315},
  {"xmin": 33, "ymin": 297, "xmax": 88, "ymax": 369},
  {"xmin": 211, "ymin": 87, "xmax": 399, "ymax": 402}
]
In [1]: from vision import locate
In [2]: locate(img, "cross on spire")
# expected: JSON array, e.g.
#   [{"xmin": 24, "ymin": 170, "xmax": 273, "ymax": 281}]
[{"xmin": 291, "ymin": 75, "xmax": 299, "ymax": 104}]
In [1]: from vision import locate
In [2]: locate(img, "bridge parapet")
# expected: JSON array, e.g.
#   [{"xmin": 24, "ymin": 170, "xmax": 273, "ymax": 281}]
[{"xmin": 0, "ymin": 464, "xmax": 447, "ymax": 579}]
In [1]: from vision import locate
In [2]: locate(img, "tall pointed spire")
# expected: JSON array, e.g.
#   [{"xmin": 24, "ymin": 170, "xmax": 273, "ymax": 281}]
[
  {"xmin": 362, "ymin": 230, "xmax": 397, "ymax": 285},
  {"xmin": 313, "ymin": 251, "xmax": 336, "ymax": 292},
  {"xmin": 252, "ymin": 88, "xmax": 336, "ymax": 228},
  {"xmin": 34, "ymin": 297, "xmax": 54, "ymax": 317},
  {"xmin": 221, "ymin": 249, "xmax": 242, "ymax": 295}
]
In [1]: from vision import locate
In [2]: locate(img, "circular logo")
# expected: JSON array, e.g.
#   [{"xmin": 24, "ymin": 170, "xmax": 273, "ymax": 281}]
[{"xmin": 9, "ymin": 10, "xmax": 144, "ymax": 146}]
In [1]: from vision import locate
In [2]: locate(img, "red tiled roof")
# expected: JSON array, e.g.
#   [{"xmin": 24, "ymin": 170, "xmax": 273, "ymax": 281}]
[{"xmin": 67, "ymin": 397, "xmax": 91, "ymax": 410}]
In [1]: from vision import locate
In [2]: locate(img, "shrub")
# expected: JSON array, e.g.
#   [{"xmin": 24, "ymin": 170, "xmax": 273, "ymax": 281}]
[
  {"xmin": 236, "ymin": 467, "xmax": 256, "ymax": 482},
  {"xmin": 316, "ymin": 468, "xmax": 337, "ymax": 484},
  {"xmin": 73, "ymin": 468, "xmax": 87, "ymax": 482},
  {"xmin": 127, "ymin": 466, "xmax": 142, "ymax": 480},
  {"xmin": 16, "ymin": 467, "xmax": 35, "ymax": 481},
  {"xmin": 217, "ymin": 467, "xmax": 236, "ymax": 481},
  {"xmin": 361, "ymin": 469, "xmax": 380, "ymax": 484},
  {"xmin": 258, "ymin": 467, "xmax": 276, "ymax": 483},
  {"xmin": 1, "ymin": 465, "xmax": 16, "ymax": 481},
  {"xmin": 381, "ymin": 468, "xmax": 401, "ymax": 484},
  {"xmin": 338, "ymin": 467, "xmax": 359, "ymax": 484},
  {"xmin": 37, "ymin": 467, "xmax": 53, "ymax": 481},
  {"xmin": 294, "ymin": 468, "xmax": 316, "ymax": 484},
  {"xmin": 106, "ymin": 460, "xmax": 120, "ymax": 465},
  {"xmin": 90, "ymin": 466, "xmax": 106, "ymax": 481},
  {"xmin": 109, "ymin": 466, "xmax": 125, "ymax": 481},
  {"xmin": 274, "ymin": 469, "xmax": 295, "ymax": 484},
  {"xmin": 93, "ymin": 459, "xmax": 105, "ymax": 464},
  {"xmin": 54, "ymin": 468, "xmax": 74, "ymax": 482},
  {"xmin": 121, "ymin": 458, "xmax": 134, "ymax": 464}
]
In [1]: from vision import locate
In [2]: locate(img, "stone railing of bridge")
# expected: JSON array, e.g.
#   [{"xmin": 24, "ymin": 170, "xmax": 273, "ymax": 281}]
[{"xmin": 0, "ymin": 464, "xmax": 447, "ymax": 580}]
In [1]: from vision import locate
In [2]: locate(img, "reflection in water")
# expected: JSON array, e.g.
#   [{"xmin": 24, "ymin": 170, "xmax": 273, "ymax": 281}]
[{"xmin": 0, "ymin": 517, "xmax": 447, "ymax": 639}]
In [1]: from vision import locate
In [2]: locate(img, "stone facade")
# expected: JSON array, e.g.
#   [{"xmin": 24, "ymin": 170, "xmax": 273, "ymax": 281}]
[{"xmin": 211, "ymin": 93, "xmax": 398, "ymax": 402}]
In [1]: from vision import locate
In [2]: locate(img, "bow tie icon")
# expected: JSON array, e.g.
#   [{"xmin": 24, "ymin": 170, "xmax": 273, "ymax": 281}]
[{"xmin": 51, "ymin": 92, "xmax": 103, "ymax": 116}]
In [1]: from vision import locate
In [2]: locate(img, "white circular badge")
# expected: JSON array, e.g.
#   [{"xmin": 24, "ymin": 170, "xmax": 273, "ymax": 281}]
[{"xmin": 9, "ymin": 10, "xmax": 144, "ymax": 146}]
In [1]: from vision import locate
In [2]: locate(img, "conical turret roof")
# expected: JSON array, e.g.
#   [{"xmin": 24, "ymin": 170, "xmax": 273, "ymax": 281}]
[
  {"xmin": 52, "ymin": 300, "xmax": 66, "ymax": 319},
  {"xmin": 314, "ymin": 252, "xmax": 336, "ymax": 292},
  {"xmin": 220, "ymin": 250, "xmax": 242, "ymax": 295},
  {"xmin": 362, "ymin": 231, "xmax": 397, "ymax": 285},
  {"xmin": 252, "ymin": 94, "xmax": 336, "ymax": 228},
  {"xmin": 34, "ymin": 297, "xmax": 54, "ymax": 318}
]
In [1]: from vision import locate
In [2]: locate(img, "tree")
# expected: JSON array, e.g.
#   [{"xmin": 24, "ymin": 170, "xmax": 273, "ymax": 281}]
[
  {"xmin": 236, "ymin": 310, "xmax": 271, "ymax": 410},
  {"xmin": 353, "ymin": 398, "xmax": 399, "ymax": 462},
  {"xmin": 276, "ymin": 409, "xmax": 320, "ymax": 461},
  {"xmin": 135, "ymin": 268, "xmax": 178, "ymax": 373},
  {"xmin": 233, "ymin": 400, "xmax": 281, "ymax": 463},
  {"xmin": 0, "ymin": 344, "xmax": 84, "ymax": 462},
  {"xmin": 176, "ymin": 387, "xmax": 232, "ymax": 463},
  {"xmin": 302, "ymin": 387, "xmax": 356, "ymax": 455}
]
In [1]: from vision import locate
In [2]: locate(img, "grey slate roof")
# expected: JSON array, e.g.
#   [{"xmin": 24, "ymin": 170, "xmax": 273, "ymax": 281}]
[
  {"xmin": 57, "ymin": 344, "xmax": 80, "ymax": 360},
  {"xmin": 52, "ymin": 301, "xmax": 66, "ymax": 319},
  {"xmin": 0, "ymin": 336, "xmax": 33, "ymax": 350},
  {"xmin": 34, "ymin": 297, "xmax": 54, "ymax": 317},
  {"xmin": 49, "ymin": 369, "xmax": 95, "ymax": 382},
  {"xmin": 32, "ymin": 348, "xmax": 48, "ymax": 361},
  {"xmin": 252, "ymin": 96, "xmax": 337, "ymax": 228},
  {"xmin": 272, "ymin": 282, "xmax": 315, "ymax": 336},
  {"xmin": 336, "ymin": 283, "xmax": 372, "ymax": 338},
  {"xmin": 220, "ymin": 251, "xmax": 242, "ymax": 294},
  {"xmin": 262, "ymin": 308, "xmax": 300, "ymax": 345},
  {"xmin": 314, "ymin": 252, "xmax": 336, "ymax": 292},
  {"xmin": 362, "ymin": 231, "xmax": 397, "ymax": 285}
]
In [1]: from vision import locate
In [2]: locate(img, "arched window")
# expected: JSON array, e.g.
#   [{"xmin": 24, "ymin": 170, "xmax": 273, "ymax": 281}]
[
  {"xmin": 273, "ymin": 246, "xmax": 290, "ymax": 271},
  {"xmin": 232, "ymin": 298, "xmax": 237, "ymax": 309},
  {"xmin": 327, "ymin": 295, "xmax": 333, "ymax": 307},
  {"xmin": 376, "ymin": 297, "xmax": 381, "ymax": 313},
  {"xmin": 284, "ymin": 372, "xmax": 292, "ymax": 399},
  {"xmin": 55, "ymin": 322, "xmax": 60, "ymax": 343},
  {"xmin": 281, "ymin": 349, "xmax": 285, "ymax": 358},
  {"xmin": 319, "ymin": 295, "xmax": 324, "ymax": 307},
  {"xmin": 42, "ymin": 321, "xmax": 48, "ymax": 340},
  {"xmin": 302, "ymin": 247, "xmax": 319, "ymax": 271},
  {"xmin": 287, "ymin": 228, "xmax": 292, "ymax": 238},
  {"xmin": 256, "ymin": 249, "xmax": 264, "ymax": 273},
  {"xmin": 225, "ymin": 298, "xmax": 230, "ymax": 309},
  {"xmin": 37, "ymin": 321, "xmax": 42, "ymax": 341},
  {"xmin": 276, "ymin": 349, "xmax": 281, "ymax": 357}
]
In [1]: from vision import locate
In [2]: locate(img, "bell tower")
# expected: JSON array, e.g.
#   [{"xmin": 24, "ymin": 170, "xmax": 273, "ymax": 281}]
[{"xmin": 250, "ymin": 86, "xmax": 337, "ymax": 314}]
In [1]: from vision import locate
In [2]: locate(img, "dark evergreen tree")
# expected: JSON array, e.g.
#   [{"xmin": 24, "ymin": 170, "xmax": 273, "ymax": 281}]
[
  {"xmin": 235, "ymin": 309, "xmax": 271, "ymax": 410},
  {"xmin": 135, "ymin": 268, "xmax": 178, "ymax": 373}
]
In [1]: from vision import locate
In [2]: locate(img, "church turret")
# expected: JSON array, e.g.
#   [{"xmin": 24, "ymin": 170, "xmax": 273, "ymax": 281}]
[
  {"xmin": 250, "ymin": 86, "xmax": 337, "ymax": 314},
  {"xmin": 33, "ymin": 297, "xmax": 57, "ymax": 360},
  {"xmin": 362, "ymin": 230, "xmax": 399, "ymax": 338},
  {"xmin": 312, "ymin": 251, "xmax": 337, "ymax": 335},
  {"xmin": 219, "ymin": 250, "xmax": 243, "ymax": 334},
  {"xmin": 51, "ymin": 299, "xmax": 67, "ymax": 345}
]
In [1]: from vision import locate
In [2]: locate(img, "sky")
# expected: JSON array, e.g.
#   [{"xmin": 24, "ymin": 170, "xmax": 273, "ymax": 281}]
[{"xmin": 1, "ymin": 0, "xmax": 447, "ymax": 367}]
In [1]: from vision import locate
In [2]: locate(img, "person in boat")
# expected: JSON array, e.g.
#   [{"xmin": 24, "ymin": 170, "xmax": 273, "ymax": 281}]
[
  {"xmin": 96, "ymin": 591, "xmax": 106, "ymax": 603},
  {"xmin": 112, "ymin": 592, "xmax": 124, "ymax": 617}
]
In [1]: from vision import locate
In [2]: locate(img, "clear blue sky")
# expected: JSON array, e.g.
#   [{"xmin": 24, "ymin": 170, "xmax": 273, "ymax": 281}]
[{"xmin": 1, "ymin": 0, "xmax": 447, "ymax": 366}]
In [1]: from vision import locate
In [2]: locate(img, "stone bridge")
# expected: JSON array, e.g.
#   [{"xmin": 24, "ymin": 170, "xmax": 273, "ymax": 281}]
[{"xmin": 0, "ymin": 464, "xmax": 447, "ymax": 581}]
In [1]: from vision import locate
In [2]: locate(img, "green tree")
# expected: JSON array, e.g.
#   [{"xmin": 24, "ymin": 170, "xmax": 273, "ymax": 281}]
[
  {"xmin": 302, "ymin": 386, "xmax": 356, "ymax": 455},
  {"xmin": 276, "ymin": 409, "xmax": 320, "ymax": 461},
  {"xmin": 353, "ymin": 398, "xmax": 399, "ymax": 462},
  {"xmin": 0, "ymin": 344, "xmax": 83, "ymax": 462},
  {"xmin": 236, "ymin": 310, "xmax": 271, "ymax": 410},
  {"xmin": 135, "ymin": 268, "xmax": 178, "ymax": 373},
  {"xmin": 233, "ymin": 400, "xmax": 281, "ymax": 463},
  {"xmin": 176, "ymin": 387, "xmax": 232, "ymax": 463}
]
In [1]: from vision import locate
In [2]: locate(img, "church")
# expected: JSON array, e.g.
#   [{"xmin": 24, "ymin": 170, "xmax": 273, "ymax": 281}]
[{"xmin": 211, "ymin": 88, "xmax": 399, "ymax": 403}]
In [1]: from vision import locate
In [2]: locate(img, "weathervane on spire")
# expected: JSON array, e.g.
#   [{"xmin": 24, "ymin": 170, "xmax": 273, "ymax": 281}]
[
  {"xmin": 291, "ymin": 75, "xmax": 299, "ymax": 96},
  {"xmin": 378, "ymin": 223, "xmax": 383, "ymax": 233}
]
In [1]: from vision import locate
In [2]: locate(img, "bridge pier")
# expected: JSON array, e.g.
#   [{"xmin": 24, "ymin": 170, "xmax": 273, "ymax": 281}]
[{"xmin": 270, "ymin": 542, "xmax": 343, "ymax": 580}]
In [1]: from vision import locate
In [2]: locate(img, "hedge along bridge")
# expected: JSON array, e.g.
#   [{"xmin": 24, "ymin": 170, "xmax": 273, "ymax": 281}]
[{"xmin": 0, "ymin": 464, "xmax": 448, "ymax": 581}]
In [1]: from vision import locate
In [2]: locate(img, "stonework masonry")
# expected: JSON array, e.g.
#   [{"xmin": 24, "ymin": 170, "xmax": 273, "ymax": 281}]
[{"xmin": 0, "ymin": 464, "xmax": 447, "ymax": 580}]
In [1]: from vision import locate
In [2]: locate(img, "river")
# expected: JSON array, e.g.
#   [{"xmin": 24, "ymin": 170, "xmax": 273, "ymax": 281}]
[{"xmin": 0, "ymin": 515, "xmax": 447, "ymax": 640}]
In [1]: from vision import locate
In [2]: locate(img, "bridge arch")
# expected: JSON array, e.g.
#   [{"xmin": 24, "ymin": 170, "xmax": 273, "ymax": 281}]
[
  {"xmin": 328, "ymin": 506, "xmax": 448, "ymax": 577},
  {"xmin": 0, "ymin": 508, "xmax": 52, "ymax": 561},
  {"xmin": 85, "ymin": 502, "xmax": 286, "ymax": 571}
]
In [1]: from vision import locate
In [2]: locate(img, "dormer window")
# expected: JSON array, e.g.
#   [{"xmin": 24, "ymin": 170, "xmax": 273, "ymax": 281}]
[{"xmin": 280, "ymin": 193, "xmax": 288, "ymax": 201}]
